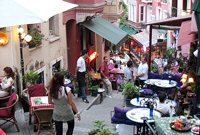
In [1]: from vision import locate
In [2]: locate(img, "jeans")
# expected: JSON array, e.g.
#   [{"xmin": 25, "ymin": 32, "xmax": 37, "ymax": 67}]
[
  {"xmin": 102, "ymin": 78, "xmax": 112, "ymax": 96},
  {"xmin": 55, "ymin": 119, "xmax": 74, "ymax": 135},
  {"xmin": 79, "ymin": 86, "xmax": 87, "ymax": 100}
]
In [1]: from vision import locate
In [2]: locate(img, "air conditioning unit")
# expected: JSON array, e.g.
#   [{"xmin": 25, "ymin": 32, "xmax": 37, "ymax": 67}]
[
  {"xmin": 141, "ymin": 0, "xmax": 152, "ymax": 3},
  {"xmin": 151, "ymin": 15, "xmax": 156, "ymax": 21}
]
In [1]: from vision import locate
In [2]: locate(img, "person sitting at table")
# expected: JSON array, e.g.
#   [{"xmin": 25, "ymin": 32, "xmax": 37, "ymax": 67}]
[
  {"xmin": 48, "ymin": 72, "xmax": 81, "ymax": 135},
  {"xmin": 124, "ymin": 61, "xmax": 133, "ymax": 83},
  {"xmin": 111, "ymin": 64, "xmax": 120, "ymax": 73},
  {"xmin": 157, "ymin": 91, "xmax": 175, "ymax": 116},
  {"xmin": 170, "ymin": 61, "xmax": 179, "ymax": 74},
  {"xmin": 0, "ymin": 67, "xmax": 15, "ymax": 97}
]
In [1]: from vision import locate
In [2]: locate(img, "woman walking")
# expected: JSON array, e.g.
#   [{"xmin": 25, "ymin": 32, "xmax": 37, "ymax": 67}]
[{"xmin": 48, "ymin": 72, "xmax": 81, "ymax": 135}]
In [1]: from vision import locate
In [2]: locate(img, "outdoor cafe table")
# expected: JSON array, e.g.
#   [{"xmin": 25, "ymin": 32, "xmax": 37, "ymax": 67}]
[
  {"xmin": 30, "ymin": 96, "xmax": 54, "ymax": 115},
  {"xmin": 130, "ymin": 98, "xmax": 176, "ymax": 108},
  {"xmin": 126, "ymin": 108, "xmax": 162, "ymax": 134},
  {"xmin": 154, "ymin": 117, "xmax": 194, "ymax": 135}
]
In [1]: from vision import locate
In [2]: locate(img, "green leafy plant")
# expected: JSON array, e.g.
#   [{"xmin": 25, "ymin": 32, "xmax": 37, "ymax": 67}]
[
  {"xmin": 90, "ymin": 85, "xmax": 99, "ymax": 91},
  {"xmin": 86, "ymin": 71, "xmax": 93, "ymax": 89},
  {"xmin": 88, "ymin": 120, "xmax": 119, "ymax": 135},
  {"xmin": 27, "ymin": 25, "xmax": 44, "ymax": 48},
  {"xmin": 122, "ymin": 82, "xmax": 140, "ymax": 99},
  {"xmin": 23, "ymin": 71, "xmax": 40, "ymax": 86}
]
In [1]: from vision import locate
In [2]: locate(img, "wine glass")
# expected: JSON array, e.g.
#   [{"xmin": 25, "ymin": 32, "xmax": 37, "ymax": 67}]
[{"xmin": 184, "ymin": 108, "xmax": 190, "ymax": 117}]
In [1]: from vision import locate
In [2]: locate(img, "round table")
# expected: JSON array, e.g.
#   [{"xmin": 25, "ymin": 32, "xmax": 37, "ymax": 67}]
[
  {"xmin": 126, "ymin": 108, "xmax": 161, "ymax": 124},
  {"xmin": 154, "ymin": 80, "xmax": 177, "ymax": 88},
  {"xmin": 130, "ymin": 98, "xmax": 176, "ymax": 108},
  {"xmin": 144, "ymin": 79, "xmax": 161, "ymax": 85},
  {"xmin": 64, "ymin": 79, "xmax": 71, "ymax": 85}
]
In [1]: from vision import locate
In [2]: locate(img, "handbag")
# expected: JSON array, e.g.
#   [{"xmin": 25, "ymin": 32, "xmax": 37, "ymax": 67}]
[{"xmin": 64, "ymin": 87, "xmax": 77, "ymax": 115}]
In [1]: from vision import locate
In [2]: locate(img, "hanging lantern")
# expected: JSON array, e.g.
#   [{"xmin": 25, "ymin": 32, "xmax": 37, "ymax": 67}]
[
  {"xmin": 188, "ymin": 77, "xmax": 194, "ymax": 84},
  {"xmin": 131, "ymin": 41, "xmax": 134, "ymax": 46},
  {"xmin": 180, "ymin": 78, "xmax": 187, "ymax": 84},
  {"xmin": 0, "ymin": 32, "xmax": 9, "ymax": 46},
  {"xmin": 182, "ymin": 74, "xmax": 188, "ymax": 79}
]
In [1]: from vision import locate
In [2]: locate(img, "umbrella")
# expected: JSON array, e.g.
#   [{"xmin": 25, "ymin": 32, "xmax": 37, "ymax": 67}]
[
  {"xmin": 0, "ymin": 0, "xmax": 78, "ymax": 28},
  {"xmin": 191, "ymin": 0, "xmax": 200, "ymax": 114}
]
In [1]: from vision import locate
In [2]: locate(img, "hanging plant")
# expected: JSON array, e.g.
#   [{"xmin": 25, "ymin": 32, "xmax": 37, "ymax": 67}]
[{"xmin": 27, "ymin": 25, "xmax": 45, "ymax": 48}]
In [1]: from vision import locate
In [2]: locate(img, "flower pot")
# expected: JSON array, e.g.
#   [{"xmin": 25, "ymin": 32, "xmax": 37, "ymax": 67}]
[
  {"xmin": 85, "ymin": 88, "xmax": 91, "ymax": 95},
  {"xmin": 126, "ymin": 97, "xmax": 133, "ymax": 107},
  {"xmin": 91, "ymin": 91, "xmax": 98, "ymax": 97}
]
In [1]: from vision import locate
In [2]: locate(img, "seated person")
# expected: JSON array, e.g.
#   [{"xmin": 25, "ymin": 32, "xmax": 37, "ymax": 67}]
[
  {"xmin": 157, "ymin": 91, "xmax": 175, "ymax": 116},
  {"xmin": 124, "ymin": 61, "xmax": 133, "ymax": 83},
  {"xmin": 111, "ymin": 64, "xmax": 120, "ymax": 73},
  {"xmin": 171, "ymin": 61, "xmax": 179, "ymax": 74},
  {"xmin": 0, "ymin": 67, "xmax": 15, "ymax": 97}
]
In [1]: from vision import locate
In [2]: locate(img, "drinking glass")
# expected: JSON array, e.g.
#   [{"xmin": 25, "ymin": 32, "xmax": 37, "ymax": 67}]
[{"xmin": 184, "ymin": 108, "xmax": 190, "ymax": 117}]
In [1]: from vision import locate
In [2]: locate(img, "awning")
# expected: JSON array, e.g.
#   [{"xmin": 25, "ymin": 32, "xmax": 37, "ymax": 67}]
[
  {"xmin": 132, "ymin": 29, "xmax": 167, "ymax": 47},
  {"xmin": 82, "ymin": 17, "xmax": 128, "ymax": 49},
  {"xmin": 119, "ymin": 24, "xmax": 137, "ymax": 35},
  {"xmin": 177, "ymin": 20, "xmax": 198, "ymax": 47}
]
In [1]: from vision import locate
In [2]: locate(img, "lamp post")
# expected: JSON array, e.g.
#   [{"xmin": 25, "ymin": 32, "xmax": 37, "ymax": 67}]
[{"xmin": 17, "ymin": 25, "xmax": 32, "ymax": 91}]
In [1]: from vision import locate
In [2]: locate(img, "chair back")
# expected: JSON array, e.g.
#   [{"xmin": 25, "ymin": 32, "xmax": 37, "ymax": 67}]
[
  {"xmin": 0, "ymin": 92, "xmax": 18, "ymax": 117},
  {"xmin": 34, "ymin": 108, "xmax": 53, "ymax": 123},
  {"xmin": 27, "ymin": 84, "xmax": 46, "ymax": 98}
]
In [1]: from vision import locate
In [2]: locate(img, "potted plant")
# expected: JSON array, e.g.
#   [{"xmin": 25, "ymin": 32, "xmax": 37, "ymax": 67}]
[
  {"xmin": 121, "ymin": 82, "xmax": 140, "ymax": 107},
  {"xmin": 85, "ymin": 71, "xmax": 93, "ymax": 95},
  {"xmin": 88, "ymin": 120, "xmax": 119, "ymax": 135},
  {"xmin": 90, "ymin": 85, "xmax": 99, "ymax": 97},
  {"xmin": 23, "ymin": 71, "xmax": 40, "ymax": 87}
]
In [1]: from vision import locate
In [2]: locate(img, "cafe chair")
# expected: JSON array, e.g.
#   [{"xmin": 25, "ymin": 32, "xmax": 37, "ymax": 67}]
[
  {"xmin": 27, "ymin": 83, "xmax": 48, "ymax": 125},
  {"xmin": 141, "ymin": 117, "xmax": 157, "ymax": 135},
  {"xmin": 110, "ymin": 106, "xmax": 134, "ymax": 125},
  {"xmin": 34, "ymin": 108, "xmax": 55, "ymax": 135},
  {"xmin": 0, "ymin": 92, "xmax": 19, "ymax": 132}
]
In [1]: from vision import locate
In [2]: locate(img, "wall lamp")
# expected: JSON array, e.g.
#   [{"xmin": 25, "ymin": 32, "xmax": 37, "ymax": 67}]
[{"xmin": 0, "ymin": 32, "xmax": 9, "ymax": 45}]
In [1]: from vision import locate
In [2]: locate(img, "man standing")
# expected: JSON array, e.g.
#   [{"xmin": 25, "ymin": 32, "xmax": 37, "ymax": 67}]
[
  {"xmin": 75, "ymin": 50, "xmax": 89, "ymax": 103},
  {"xmin": 135, "ymin": 56, "xmax": 148, "ymax": 88},
  {"xmin": 100, "ymin": 56, "xmax": 112, "ymax": 98},
  {"xmin": 124, "ymin": 61, "xmax": 133, "ymax": 83}
]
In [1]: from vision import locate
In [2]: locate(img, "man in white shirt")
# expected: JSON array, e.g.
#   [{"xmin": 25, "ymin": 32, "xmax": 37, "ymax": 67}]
[
  {"xmin": 75, "ymin": 50, "xmax": 89, "ymax": 103},
  {"xmin": 157, "ymin": 91, "xmax": 175, "ymax": 116},
  {"xmin": 136, "ymin": 56, "xmax": 148, "ymax": 88}
]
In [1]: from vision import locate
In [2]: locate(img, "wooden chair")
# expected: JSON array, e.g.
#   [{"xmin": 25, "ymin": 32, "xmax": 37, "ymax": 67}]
[
  {"xmin": 34, "ymin": 108, "xmax": 55, "ymax": 135},
  {"xmin": 0, "ymin": 92, "xmax": 19, "ymax": 132},
  {"xmin": 26, "ymin": 84, "xmax": 48, "ymax": 125}
]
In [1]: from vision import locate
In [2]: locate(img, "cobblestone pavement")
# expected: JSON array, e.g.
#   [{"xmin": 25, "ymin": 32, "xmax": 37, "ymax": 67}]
[{"xmin": 1, "ymin": 90, "xmax": 133, "ymax": 135}]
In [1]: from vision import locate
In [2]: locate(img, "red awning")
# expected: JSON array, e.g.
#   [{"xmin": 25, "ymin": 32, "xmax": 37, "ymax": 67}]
[{"xmin": 178, "ymin": 20, "xmax": 198, "ymax": 47}]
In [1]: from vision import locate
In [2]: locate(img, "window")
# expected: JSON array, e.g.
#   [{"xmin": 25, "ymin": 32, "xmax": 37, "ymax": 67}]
[
  {"xmin": 156, "ymin": 8, "xmax": 162, "ymax": 20},
  {"xmin": 37, "ymin": 71, "xmax": 44, "ymax": 84},
  {"xmin": 27, "ymin": 24, "xmax": 44, "ymax": 49},
  {"xmin": 104, "ymin": 39, "xmax": 111, "ymax": 52},
  {"xmin": 49, "ymin": 15, "xmax": 60, "ymax": 42},
  {"xmin": 52, "ymin": 61, "xmax": 61, "ymax": 74},
  {"xmin": 139, "ymin": 5, "xmax": 145, "ymax": 22},
  {"xmin": 162, "ymin": 0, "xmax": 167, "ymax": 4},
  {"xmin": 89, "ymin": 31, "xmax": 94, "ymax": 48},
  {"xmin": 163, "ymin": 10, "xmax": 168, "ymax": 19}
]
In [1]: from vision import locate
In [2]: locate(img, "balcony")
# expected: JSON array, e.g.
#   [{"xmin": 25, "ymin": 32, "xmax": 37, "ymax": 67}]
[{"xmin": 141, "ymin": 0, "xmax": 152, "ymax": 3}]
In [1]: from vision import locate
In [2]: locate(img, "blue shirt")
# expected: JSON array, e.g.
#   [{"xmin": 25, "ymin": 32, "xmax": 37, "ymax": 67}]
[{"xmin": 124, "ymin": 67, "xmax": 132, "ymax": 81}]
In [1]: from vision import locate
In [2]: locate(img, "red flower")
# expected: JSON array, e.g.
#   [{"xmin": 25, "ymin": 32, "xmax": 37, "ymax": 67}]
[
  {"xmin": 28, "ymin": 25, "xmax": 31, "ymax": 27},
  {"xmin": 39, "ymin": 31, "xmax": 41, "ymax": 33},
  {"xmin": 38, "ymin": 43, "xmax": 41, "ymax": 46},
  {"xmin": 37, "ymin": 26, "xmax": 39, "ymax": 28}
]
